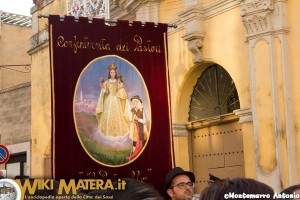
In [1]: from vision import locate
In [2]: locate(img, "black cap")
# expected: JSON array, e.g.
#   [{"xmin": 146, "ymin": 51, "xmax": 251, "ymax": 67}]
[
  {"xmin": 164, "ymin": 167, "xmax": 195, "ymax": 190},
  {"xmin": 130, "ymin": 95, "xmax": 142, "ymax": 103}
]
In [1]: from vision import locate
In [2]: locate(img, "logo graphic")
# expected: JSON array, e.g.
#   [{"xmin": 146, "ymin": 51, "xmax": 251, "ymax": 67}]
[
  {"xmin": 0, "ymin": 145, "xmax": 10, "ymax": 164},
  {"xmin": 0, "ymin": 179, "xmax": 21, "ymax": 200}
]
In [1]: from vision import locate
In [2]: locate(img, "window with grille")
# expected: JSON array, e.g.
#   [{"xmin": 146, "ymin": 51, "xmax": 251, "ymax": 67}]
[{"xmin": 188, "ymin": 64, "xmax": 240, "ymax": 121}]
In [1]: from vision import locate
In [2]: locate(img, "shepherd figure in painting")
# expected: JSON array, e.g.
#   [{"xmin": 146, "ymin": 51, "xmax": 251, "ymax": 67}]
[
  {"xmin": 127, "ymin": 95, "xmax": 148, "ymax": 160},
  {"xmin": 95, "ymin": 63, "xmax": 130, "ymax": 136}
]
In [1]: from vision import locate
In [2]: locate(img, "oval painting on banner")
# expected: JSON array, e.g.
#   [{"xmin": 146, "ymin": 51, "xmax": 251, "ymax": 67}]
[{"xmin": 74, "ymin": 55, "xmax": 151, "ymax": 167}]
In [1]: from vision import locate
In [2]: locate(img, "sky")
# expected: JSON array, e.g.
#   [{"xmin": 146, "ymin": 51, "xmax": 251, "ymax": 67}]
[{"xmin": 0, "ymin": 0, "xmax": 35, "ymax": 16}]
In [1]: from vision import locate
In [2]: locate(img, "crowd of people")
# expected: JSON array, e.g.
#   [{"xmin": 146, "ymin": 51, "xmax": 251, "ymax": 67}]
[
  {"xmin": 95, "ymin": 167, "xmax": 299, "ymax": 200},
  {"xmin": 82, "ymin": 167, "xmax": 300, "ymax": 200}
]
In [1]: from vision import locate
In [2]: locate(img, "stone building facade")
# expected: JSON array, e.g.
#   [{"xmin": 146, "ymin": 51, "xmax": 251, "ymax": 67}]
[
  {"xmin": 25, "ymin": 0, "xmax": 300, "ymax": 193},
  {"xmin": 0, "ymin": 12, "xmax": 31, "ymax": 89},
  {"xmin": 0, "ymin": 83, "xmax": 31, "ymax": 177},
  {"xmin": 0, "ymin": 12, "xmax": 31, "ymax": 178}
]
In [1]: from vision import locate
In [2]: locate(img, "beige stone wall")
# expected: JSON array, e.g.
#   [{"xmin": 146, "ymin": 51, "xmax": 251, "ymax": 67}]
[
  {"xmin": 30, "ymin": 0, "xmax": 65, "ymax": 178},
  {"xmin": 168, "ymin": 0, "xmax": 299, "ymax": 191},
  {"xmin": 159, "ymin": 0, "xmax": 184, "ymax": 23},
  {"xmin": 30, "ymin": 50, "xmax": 52, "ymax": 178},
  {"xmin": 168, "ymin": 5, "xmax": 251, "ymax": 172},
  {"xmin": 168, "ymin": 6, "xmax": 250, "ymax": 122},
  {"xmin": 289, "ymin": 0, "xmax": 300, "ymax": 183},
  {"xmin": 0, "ymin": 82, "xmax": 31, "ymax": 145},
  {"xmin": 253, "ymin": 40, "xmax": 277, "ymax": 173},
  {"xmin": 239, "ymin": 0, "xmax": 300, "ymax": 190},
  {"xmin": 202, "ymin": 7, "xmax": 250, "ymax": 108},
  {"xmin": 0, "ymin": 23, "xmax": 31, "ymax": 89}
]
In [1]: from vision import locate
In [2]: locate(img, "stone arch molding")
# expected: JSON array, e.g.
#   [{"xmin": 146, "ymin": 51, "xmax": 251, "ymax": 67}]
[
  {"xmin": 251, "ymin": 37, "xmax": 270, "ymax": 48},
  {"xmin": 174, "ymin": 61, "xmax": 251, "ymax": 131},
  {"xmin": 175, "ymin": 62, "xmax": 212, "ymax": 124}
]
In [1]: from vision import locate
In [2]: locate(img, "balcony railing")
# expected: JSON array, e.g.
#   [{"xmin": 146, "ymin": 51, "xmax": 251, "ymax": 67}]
[{"xmin": 30, "ymin": 27, "xmax": 49, "ymax": 49}]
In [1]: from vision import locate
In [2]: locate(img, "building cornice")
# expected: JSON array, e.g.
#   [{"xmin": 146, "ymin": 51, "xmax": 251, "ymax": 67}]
[
  {"xmin": 28, "ymin": 41, "xmax": 49, "ymax": 55},
  {"xmin": 0, "ymin": 82, "xmax": 31, "ymax": 94},
  {"xmin": 110, "ymin": 0, "xmax": 150, "ymax": 20},
  {"xmin": 234, "ymin": 107, "xmax": 253, "ymax": 123},
  {"xmin": 204, "ymin": 0, "xmax": 240, "ymax": 19},
  {"xmin": 172, "ymin": 123, "xmax": 189, "ymax": 137},
  {"xmin": 168, "ymin": 0, "xmax": 240, "ymax": 36},
  {"xmin": 186, "ymin": 113, "xmax": 239, "ymax": 130}
]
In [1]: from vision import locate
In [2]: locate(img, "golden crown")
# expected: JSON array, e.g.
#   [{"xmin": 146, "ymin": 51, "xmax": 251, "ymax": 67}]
[{"xmin": 108, "ymin": 63, "xmax": 117, "ymax": 70}]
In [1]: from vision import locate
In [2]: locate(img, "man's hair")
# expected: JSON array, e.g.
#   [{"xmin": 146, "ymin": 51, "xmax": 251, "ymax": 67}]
[
  {"xmin": 87, "ymin": 178, "xmax": 163, "ymax": 200},
  {"xmin": 199, "ymin": 177, "xmax": 274, "ymax": 200},
  {"xmin": 277, "ymin": 184, "xmax": 300, "ymax": 200}
]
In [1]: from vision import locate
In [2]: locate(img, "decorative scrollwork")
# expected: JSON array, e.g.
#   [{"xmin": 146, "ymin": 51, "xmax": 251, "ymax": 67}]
[
  {"xmin": 187, "ymin": 39, "xmax": 203, "ymax": 64},
  {"xmin": 240, "ymin": 0, "xmax": 274, "ymax": 36},
  {"xmin": 0, "ymin": 65, "xmax": 31, "ymax": 73}
]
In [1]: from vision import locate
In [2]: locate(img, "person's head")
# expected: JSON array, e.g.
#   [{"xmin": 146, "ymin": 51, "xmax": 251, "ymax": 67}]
[
  {"xmin": 108, "ymin": 63, "xmax": 117, "ymax": 79},
  {"xmin": 199, "ymin": 177, "xmax": 274, "ymax": 200},
  {"xmin": 277, "ymin": 184, "xmax": 300, "ymax": 200},
  {"xmin": 116, "ymin": 74, "xmax": 123, "ymax": 83},
  {"xmin": 87, "ymin": 178, "xmax": 163, "ymax": 200},
  {"xmin": 165, "ymin": 167, "xmax": 195, "ymax": 200},
  {"xmin": 131, "ymin": 95, "xmax": 143, "ymax": 110}
]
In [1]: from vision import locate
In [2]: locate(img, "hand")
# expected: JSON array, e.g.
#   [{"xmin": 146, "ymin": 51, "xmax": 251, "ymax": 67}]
[
  {"xmin": 100, "ymin": 82, "xmax": 106, "ymax": 89},
  {"xmin": 134, "ymin": 115, "xmax": 139, "ymax": 121}
]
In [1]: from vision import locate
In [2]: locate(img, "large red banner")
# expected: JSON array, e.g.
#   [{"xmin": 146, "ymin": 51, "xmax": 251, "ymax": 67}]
[{"xmin": 49, "ymin": 15, "xmax": 173, "ymax": 194}]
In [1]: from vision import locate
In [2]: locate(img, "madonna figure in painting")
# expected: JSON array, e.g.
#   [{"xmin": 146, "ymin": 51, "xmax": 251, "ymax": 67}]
[{"xmin": 95, "ymin": 63, "xmax": 130, "ymax": 137}]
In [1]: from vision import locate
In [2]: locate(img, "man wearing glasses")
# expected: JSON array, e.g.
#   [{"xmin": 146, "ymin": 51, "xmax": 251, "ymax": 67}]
[{"xmin": 164, "ymin": 167, "xmax": 195, "ymax": 200}]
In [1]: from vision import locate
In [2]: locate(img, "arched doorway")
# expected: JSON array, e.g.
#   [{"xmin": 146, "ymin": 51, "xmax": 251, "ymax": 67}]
[
  {"xmin": 189, "ymin": 64, "xmax": 240, "ymax": 120},
  {"xmin": 186, "ymin": 64, "xmax": 245, "ymax": 193}
]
